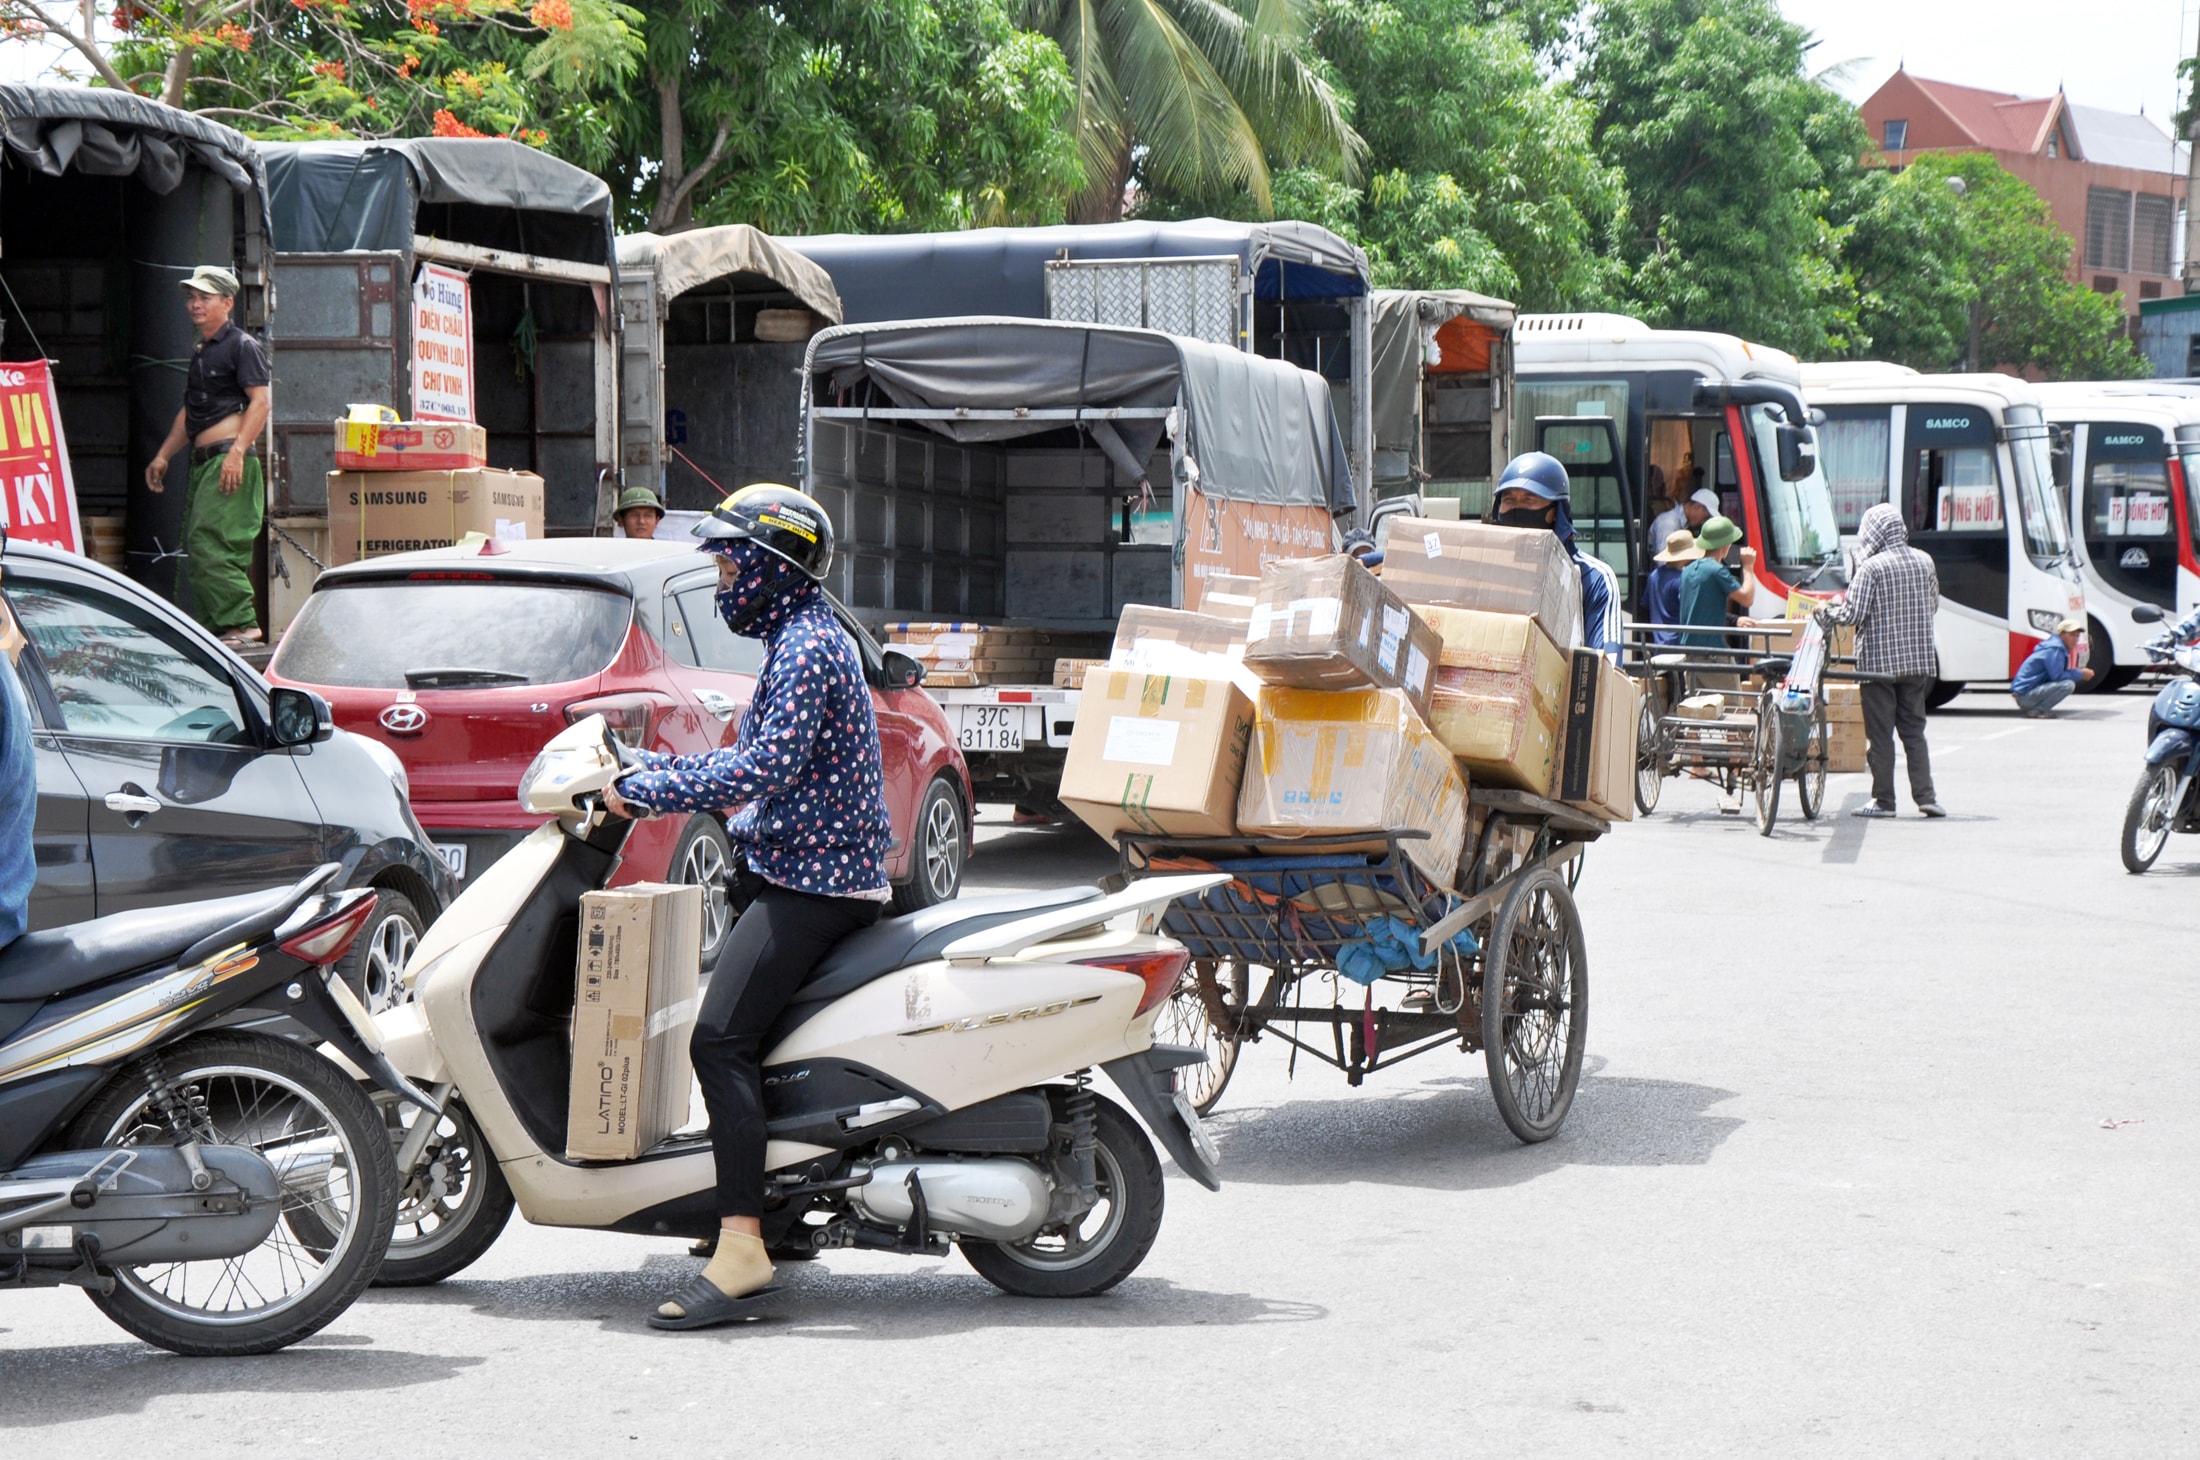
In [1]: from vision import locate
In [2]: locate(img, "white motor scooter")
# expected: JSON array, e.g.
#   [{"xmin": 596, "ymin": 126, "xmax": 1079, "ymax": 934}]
[{"xmin": 360, "ymin": 717, "xmax": 1225, "ymax": 1298}]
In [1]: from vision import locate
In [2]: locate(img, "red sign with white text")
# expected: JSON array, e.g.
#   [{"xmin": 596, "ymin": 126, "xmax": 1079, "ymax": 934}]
[{"xmin": 0, "ymin": 360, "xmax": 82, "ymax": 555}]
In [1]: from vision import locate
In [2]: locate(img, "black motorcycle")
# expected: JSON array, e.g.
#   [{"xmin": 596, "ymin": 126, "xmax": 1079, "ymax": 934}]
[{"xmin": 0, "ymin": 863, "xmax": 437, "ymax": 1355}]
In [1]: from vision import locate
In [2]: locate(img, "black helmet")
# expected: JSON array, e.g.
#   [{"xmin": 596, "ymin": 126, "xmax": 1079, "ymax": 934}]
[{"xmin": 694, "ymin": 483, "xmax": 834, "ymax": 579}]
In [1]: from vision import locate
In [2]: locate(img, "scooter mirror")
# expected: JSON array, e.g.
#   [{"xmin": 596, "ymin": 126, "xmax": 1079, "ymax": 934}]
[{"xmin": 2133, "ymin": 604, "xmax": 2167, "ymax": 623}]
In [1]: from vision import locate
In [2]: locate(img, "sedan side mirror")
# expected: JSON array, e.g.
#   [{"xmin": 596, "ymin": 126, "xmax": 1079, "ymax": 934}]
[
  {"xmin": 878, "ymin": 649, "xmax": 927, "ymax": 691},
  {"xmin": 2132, "ymin": 604, "xmax": 2168, "ymax": 624},
  {"xmin": 270, "ymin": 686, "xmax": 334, "ymax": 746}
]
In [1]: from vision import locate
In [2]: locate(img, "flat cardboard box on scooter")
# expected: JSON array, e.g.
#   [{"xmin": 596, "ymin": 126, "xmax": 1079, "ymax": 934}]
[
  {"xmin": 1060, "ymin": 670, "xmax": 1255, "ymax": 841},
  {"xmin": 326, "ymin": 467, "xmax": 545, "ymax": 566},
  {"xmin": 566, "ymin": 883, "xmax": 702, "ymax": 1162}
]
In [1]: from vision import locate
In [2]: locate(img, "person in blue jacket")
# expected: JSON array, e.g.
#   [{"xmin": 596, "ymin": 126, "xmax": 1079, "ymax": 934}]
[
  {"xmin": 1644, "ymin": 528, "xmax": 1699, "ymax": 645},
  {"xmin": 602, "ymin": 484, "xmax": 892, "ymax": 1330},
  {"xmin": 2009, "ymin": 617, "xmax": 2093, "ymax": 717},
  {"xmin": 1490, "ymin": 452, "xmax": 1618, "ymax": 658}
]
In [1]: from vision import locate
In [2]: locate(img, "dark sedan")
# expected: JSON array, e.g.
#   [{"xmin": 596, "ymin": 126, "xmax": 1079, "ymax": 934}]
[{"xmin": 2, "ymin": 539, "xmax": 454, "ymax": 1010}]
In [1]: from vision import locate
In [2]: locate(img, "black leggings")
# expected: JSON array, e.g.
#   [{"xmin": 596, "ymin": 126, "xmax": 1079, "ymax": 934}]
[{"xmin": 692, "ymin": 882, "xmax": 883, "ymax": 1219}]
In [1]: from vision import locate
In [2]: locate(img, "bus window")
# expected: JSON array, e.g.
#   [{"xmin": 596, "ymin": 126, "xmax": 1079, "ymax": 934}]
[
  {"xmin": 2084, "ymin": 422, "xmax": 2175, "ymax": 602},
  {"xmin": 1538, "ymin": 417, "xmax": 1633, "ymax": 599},
  {"xmin": 1513, "ymin": 379, "xmax": 1629, "ymax": 456},
  {"xmin": 1904, "ymin": 404, "xmax": 2008, "ymax": 618},
  {"xmin": 1817, "ymin": 408, "xmax": 1892, "ymax": 532},
  {"xmin": 2005, "ymin": 407, "xmax": 2070, "ymax": 565}
]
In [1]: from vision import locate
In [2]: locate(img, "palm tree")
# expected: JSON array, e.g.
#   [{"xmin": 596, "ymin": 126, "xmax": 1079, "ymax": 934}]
[{"xmin": 1028, "ymin": 0, "xmax": 1363, "ymax": 222}]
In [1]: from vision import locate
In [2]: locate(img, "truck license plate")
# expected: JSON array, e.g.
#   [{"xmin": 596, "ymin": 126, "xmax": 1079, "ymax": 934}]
[{"xmin": 956, "ymin": 706, "xmax": 1023, "ymax": 753}]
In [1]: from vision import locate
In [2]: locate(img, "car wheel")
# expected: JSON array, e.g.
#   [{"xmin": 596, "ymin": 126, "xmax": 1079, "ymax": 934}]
[
  {"xmin": 337, "ymin": 890, "xmax": 423, "ymax": 1016},
  {"xmin": 670, "ymin": 816, "xmax": 737, "ymax": 968},
  {"xmin": 892, "ymin": 777, "xmax": 967, "ymax": 914}
]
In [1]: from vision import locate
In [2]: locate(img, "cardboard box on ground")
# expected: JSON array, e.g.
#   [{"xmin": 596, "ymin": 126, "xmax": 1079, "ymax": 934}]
[
  {"xmin": 327, "ymin": 468, "xmax": 545, "ymax": 567},
  {"xmin": 567, "ymin": 884, "xmax": 702, "ymax": 1162},
  {"xmin": 1242, "ymin": 554, "xmax": 1442, "ymax": 717}
]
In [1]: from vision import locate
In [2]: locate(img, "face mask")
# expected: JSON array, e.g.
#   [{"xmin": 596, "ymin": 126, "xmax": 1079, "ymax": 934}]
[{"xmin": 1494, "ymin": 506, "xmax": 1555, "ymax": 530}]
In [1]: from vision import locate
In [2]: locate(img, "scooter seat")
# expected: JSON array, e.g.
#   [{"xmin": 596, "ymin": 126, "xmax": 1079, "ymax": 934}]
[
  {"xmin": 0, "ymin": 883, "xmax": 304, "ymax": 1003},
  {"xmin": 770, "ymin": 887, "xmax": 1107, "ymax": 1041}
]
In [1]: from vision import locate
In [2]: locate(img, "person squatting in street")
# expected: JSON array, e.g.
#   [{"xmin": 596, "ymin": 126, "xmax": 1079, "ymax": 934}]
[
  {"xmin": 145, "ymin": 265, "xmax": 270, "ymax": 646},
  {"xmin": 2008, "ymin": 617, "xmax": 2093, "ymax": 717},
  {"xmin": 599, "ymin": 484, "xmax": 893, "ymax": 1330},
  {"xmin": 1821, "ymin": 503, "xmax": 1946, "ymax": 819},
  {"xmin": 1490, "ymin": 451, "xmax": 1621, "ymax": 658}
]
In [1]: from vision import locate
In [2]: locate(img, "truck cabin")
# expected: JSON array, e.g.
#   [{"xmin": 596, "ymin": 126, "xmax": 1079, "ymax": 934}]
[
  {"xmin": 1513, "ymin": 313, "xmax": 1841, "ymax": 619},
  {"xmin": 785, "ymin": 220, "xmax": 1373, "ymax": 508},
  {"xmin": 1368, "ymin": 289, "xmax": 1516, "ymax": 519},
  {"xmin": 260, "ymin": 138, "xmax": 620, "ymax": 550},
  {"xmin": 0, "ymin": 84, "xmax": 267, "ymax": 604},
  {"xmin": 614, "ymin": 227, "xmax": 843, "ymax": 520},
  {"xmin": 797, "ymin": 317, "xmax": 1352, "ymax": 632}
]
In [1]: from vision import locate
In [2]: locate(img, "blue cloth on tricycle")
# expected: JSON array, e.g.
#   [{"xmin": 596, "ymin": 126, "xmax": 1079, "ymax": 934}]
[{"xmin": 1335, "ymin": 916, "xmax": 1480, "ymax": 986}]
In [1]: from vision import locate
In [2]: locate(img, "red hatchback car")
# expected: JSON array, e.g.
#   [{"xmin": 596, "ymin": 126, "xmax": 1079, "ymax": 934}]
[{"xmin": 267, "ymin": 538, "xmax": 973, "ymax": 964}]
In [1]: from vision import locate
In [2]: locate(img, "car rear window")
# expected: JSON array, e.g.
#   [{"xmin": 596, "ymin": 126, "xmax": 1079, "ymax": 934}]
[{"xmin": 274, "ymin": 578, "xmax": 632, "ymax": 689}]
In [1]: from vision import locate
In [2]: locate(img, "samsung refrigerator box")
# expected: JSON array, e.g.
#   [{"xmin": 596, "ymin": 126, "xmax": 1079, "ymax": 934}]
[
  {"xmin": 566, "ymin": 883, "xmax": 702, "ymax": 1162},
  {"xmin": 1556, "ymin": 649, "xmax": 1640, "ymax": 823},
  {"xmin": 1380, "ymin": 518, "xmax": 1583, "ymax": 649},
  {"xmin": 327, "ymin": 467, "xmax": 545, "ymax": 565},
  {"xmin": 1060, "ymin": 671, "xmax": 1255, "ymax": 841},
  {"xmin": 1242, "ymin": 554, "xmax": 1442, "ymax": 716}
]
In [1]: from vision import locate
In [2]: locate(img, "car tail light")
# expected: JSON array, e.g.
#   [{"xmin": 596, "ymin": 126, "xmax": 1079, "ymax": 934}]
[
  {"xmin": 279, "ymin": 892, "xmax": 380, "ymax": 966},
  {"xmin": 1077, "ymin": 948, "xmax": 1189, "ymax": 1015},
  {"xmin": 566, "ymin": 692, "xmax": 672, "ymax": 747}
]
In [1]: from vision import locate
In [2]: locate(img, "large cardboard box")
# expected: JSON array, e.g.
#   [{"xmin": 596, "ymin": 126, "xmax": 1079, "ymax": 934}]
[
  {"xmin": 1243, "ymin": 554, "xmax": 1441, "ymax": 716},
  {"xmin": 1237, "ymin": 687, "xmax": 1467, "ymax": 890},
  {"xmin": 1107, "ymin": 606, "xmax": 1256, "ymax": 691},
  {"xmin": 327, "ymin": 468, "xmax": 544, "ymax": 565},
  {"xmin": 1379, "ymin": 518, "xmax": 1583, "ymax": 648},
  {"xmin": 566, "ymin": 883, "xmax": 702, "ymax": 1162},
  {"xmin": 1414, "ymin": 607, "xmax": 1570, "ymax": 795},
  {"xmin": 1557, "ymin": 650, "xmax": 1640, "ymax": 822},
  {"xmin": 1198, "ymin": 573, "xmax": 1261, "ymax": 623},
  {"xmin": 1060, "ymin": 672, "xmax": 1255, "ymax": 840},
  {"xmin": 334, "ymin": 417, "xmax": 489, "ymax": 472}
]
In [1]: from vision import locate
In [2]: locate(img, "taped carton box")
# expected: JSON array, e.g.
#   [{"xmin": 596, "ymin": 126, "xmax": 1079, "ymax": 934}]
[
  {"xmin": 334, "ymin": 413, "xmax": 490, "ymax": 472},
  {"xmin": 1556, "ymin": 649, "xmax": 1640, "ymax": 822},
  {"xmin": 1053, "ymin": 657, "xmax": 1105, "ymax": 688},
  {"xmin": 1237, "ymin": 686, "xmax": 1467, "ymax": 890},
  {"xmin": 1414, "ymin": 606, "xmax": 1570, "ymax": 795},
  {"xmin": 1379, "ymin": 518, "xmax": 1583, "ymax": 648},
  {"xmin": 567, "ymin": 883, "xmax": 702, "ymax": 1162},
  {"xmin": 1674, "ymin": 693, "xmax": 1731, "ymax": 721},
  {"xmin": 1107, "ymin": 606, "xmax": 1258, "ymax": 693},
  {"xmin": 327, "ymin": 467, "xmax": 544, "ymax": 566},
  {"xmin": 1243, "ymin": 554, "xmax": 1441, "ymax": 716},
  {"xmin": 1060, "ymin": 672, "xmax": 1255, "ymax": 840},
  {"xmin": 1199, "ymin": 573, "xmax": 1261, "ymax": 623}
]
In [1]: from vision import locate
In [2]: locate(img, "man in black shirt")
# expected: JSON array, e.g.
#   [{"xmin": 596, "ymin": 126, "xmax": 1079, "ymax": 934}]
[{"xmin": 147, "ymin": 264, "xmax": 270, "ymax": 644}]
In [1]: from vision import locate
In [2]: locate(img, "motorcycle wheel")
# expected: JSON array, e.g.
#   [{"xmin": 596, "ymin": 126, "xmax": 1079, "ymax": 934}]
[
  {"xmin": 2120, "ymin": 764, "xmax": 2180, "ymax": 874},
  {"xmin": 67, "ymin": 1031, "xmax": 398, "ymax": 1356},
  {"xmin": 959, "ymin": 1093, "xmax": 1162, "ymax": 1299},
  {"xmin": 372, "ymin": 1095, "xmax": 515, "ymax": 1286}
]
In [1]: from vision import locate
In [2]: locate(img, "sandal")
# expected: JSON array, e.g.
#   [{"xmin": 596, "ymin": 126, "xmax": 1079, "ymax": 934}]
[
  {"xmin": 646, "ymin": 1275, "xmax": 783, "ymax": 1331},
  {"xmin": 219, "ymin": 627, "xmax": 264, "ymax": 647}
]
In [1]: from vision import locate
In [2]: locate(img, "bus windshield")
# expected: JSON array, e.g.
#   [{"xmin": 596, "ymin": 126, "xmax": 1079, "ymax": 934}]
[
  {"xmin": 2005, "ymin": 406, "xmax": 2071, "ymax": 565},
  {"xmin": 2180, "ymin": 427, "xmax": 2200, "ymax": 564},
  {"xmin": 1746, "ymin": 405, "xmax": 1846, "ymax": 590}
]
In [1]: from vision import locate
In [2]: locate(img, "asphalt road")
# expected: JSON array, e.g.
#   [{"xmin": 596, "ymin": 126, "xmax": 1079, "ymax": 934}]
[{"xmin": 6, "ymin": 687, "xmax": 2197, "ymax": 1456}]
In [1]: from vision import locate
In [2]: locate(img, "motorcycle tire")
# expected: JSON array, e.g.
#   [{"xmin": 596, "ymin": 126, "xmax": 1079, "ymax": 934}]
[
  {"xmin": 2120, "ymin": 763, "xmax": 2180, "ymax": 874},
  {"xmin": 372, "ymin": 1096, "xmax": 516, "ymax": 1287},
  {"xmin": 67, "ymin": 1031, "xmax": 399, "ymax": 1356},
  {"xmin": 959, "ymin": 1093, "xmax": 1163, "ymax": 1299}
]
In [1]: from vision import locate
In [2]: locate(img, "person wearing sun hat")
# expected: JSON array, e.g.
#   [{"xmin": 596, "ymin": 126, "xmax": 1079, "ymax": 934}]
[
  {"xmin": 1675, "ymin": 515, "xmax": 1756, "ymax": 652},
  {"xmin": 1645, "ymin": 527, "xmax": 1702, "ymax": 646},
  {"xmin": 2009, "ymin": 616, "xmax": 2093, "ymax": 716}
]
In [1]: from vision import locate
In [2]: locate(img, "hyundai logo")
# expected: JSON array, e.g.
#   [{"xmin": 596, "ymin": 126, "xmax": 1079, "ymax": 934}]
[{"xmin": 379, "ymin": 703, "xmax": 429, "ymax": 735}]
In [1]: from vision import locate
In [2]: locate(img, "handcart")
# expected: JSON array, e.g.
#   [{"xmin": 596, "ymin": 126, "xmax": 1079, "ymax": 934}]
[
  {"xmin": 1624, "ymin": 623, "xmax": 1832, "ymax": 835},
  {"xmin": 1124, "ymin": 787, "xmax": 1606, "ymax": 1143}
]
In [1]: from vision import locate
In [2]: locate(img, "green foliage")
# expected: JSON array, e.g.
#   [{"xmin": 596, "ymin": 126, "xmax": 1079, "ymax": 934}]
[{"xmin": 1842, "ymin": 152, "xmax": 2149, "ymax": 380}]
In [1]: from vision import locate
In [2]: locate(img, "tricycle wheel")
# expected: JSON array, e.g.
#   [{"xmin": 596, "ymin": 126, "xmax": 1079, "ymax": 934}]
[
  {"xmin": 1480, "ymin": 868, "xmax": 1587, "ymax": 1144},
  {"xmin": 1753, "ymin": 705, "xmax": 1782, "ymax": 836},
  {"xmin": 1634, "ymin": 692, "xmax": 1664, "ymax": 815},
  {"xmin": 1153, "ymin": 961, "xmax": 1240, "ymax": 1115},
  {"xmin": 1794, "ymin": 704, "xmax": 1828, "ymax": 820}
]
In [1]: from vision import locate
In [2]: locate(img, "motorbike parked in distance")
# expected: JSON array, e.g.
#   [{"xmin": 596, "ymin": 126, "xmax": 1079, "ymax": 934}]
[
  {"xmin": 2120, "ymin": 604, "xmax": 2200, "ymax": 874},
  {"xmin": 0, "ymin": 864, "xmax": 437, "ymax": 1354},
  {"xmin": 361, "ymin": 716, "xmax": 1225, "ymax": 1299}
]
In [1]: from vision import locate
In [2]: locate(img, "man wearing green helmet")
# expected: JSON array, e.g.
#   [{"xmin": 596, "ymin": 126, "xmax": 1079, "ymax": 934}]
[{"xmin": 613, "ymin": 485, "xmax": 666, "ymax": 539}]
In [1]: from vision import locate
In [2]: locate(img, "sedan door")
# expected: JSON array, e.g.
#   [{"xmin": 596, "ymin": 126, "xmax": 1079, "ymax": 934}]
[{"xmin": 7, "ymin": 567, "xmax": 332, "ymax": 914}]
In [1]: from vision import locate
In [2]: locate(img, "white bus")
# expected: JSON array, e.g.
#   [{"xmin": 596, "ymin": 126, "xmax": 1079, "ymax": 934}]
[
  {"xmin": 1799, "ymin": 364, "xmax": 2084, "ymax": 698},
  {"xmin": 2035, "ymin": 383, "xmax": 2200, "ymax": 689},
  {"xmin": 1512, "ymin": 313, "xmax": 1844, "ymax": 617}
]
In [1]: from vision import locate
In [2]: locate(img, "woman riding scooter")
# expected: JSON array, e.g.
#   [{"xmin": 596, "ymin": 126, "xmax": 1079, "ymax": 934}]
[{"xmin": 601, "ymin": 484, "xmax": 893, "ymax": 1330}]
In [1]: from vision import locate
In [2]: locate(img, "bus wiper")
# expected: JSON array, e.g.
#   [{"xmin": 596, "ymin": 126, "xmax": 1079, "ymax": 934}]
[
  {"xmin": 1791, "ymin": 556, "xmax": 1841, "ymax": 593},
  {"xmin": 404, "ymin": 667, "xmax": 529, "ymax": 688}
]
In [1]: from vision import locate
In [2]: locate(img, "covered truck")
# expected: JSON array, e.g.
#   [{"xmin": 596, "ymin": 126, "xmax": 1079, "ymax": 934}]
[
  {"xmin": 1369, "ymin": 289, "xmax": 1516, "ymax": 511},
  {"xmin": 260, "ymin": 137, "xmax": 622, "ymax": 609},
  {"xmin": 615, "ymin": 225, "xmax": 842, "ymax": 509},
  {"xmin": 0, "ymin": 84, "xmax": 269, "ymax": 603},
  {"xmin": 798, "ymin": 315, "xmax": 1352, "ymax": 803},
  {"xmin": 787, "ymin": 220, "xmax": 1375, "ymax": 507}
]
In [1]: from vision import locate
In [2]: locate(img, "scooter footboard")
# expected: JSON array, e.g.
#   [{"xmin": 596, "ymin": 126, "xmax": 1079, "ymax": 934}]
[{"xmin": 1100, "ymin": 1046, "xmax": 1221, "ymax": 1192}]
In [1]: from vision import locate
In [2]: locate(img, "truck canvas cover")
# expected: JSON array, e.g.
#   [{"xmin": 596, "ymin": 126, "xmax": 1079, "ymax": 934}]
[
  {"xmin": 1, "ymin": 83, "xmax": 263, "ymax": 199},
  {"xmin": 261, "ymin": 137, "xmax": 613, "ymax": 263},
  {"xmin": 616, "ymin": 226, "xmax": 841, "ymax": 321},
  {"xmin": 1370, "ymin": 289, "xmax": 1514, "ymax": 469},
  {"xmin": 805, "ymin": 317, "xmax": 1352, "ymax": 515}
]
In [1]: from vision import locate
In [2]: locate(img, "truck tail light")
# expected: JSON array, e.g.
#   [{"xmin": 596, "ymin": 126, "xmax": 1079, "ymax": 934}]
[{"xmin": 565, "ymin": 693, "xmax": 671, "ymax": 748}]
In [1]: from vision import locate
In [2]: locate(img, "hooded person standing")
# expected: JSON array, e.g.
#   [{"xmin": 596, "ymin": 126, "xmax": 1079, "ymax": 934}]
[
  {"xmin": 1821, "ymin": 503, "xmax": 1945, "ymax": 819},
  {"xmin": 600, "ymin": 484, "xmax": 893, "ymax": 1329},
  {"xmin": 1490, "ymin": 452, "xmax": 1618, "ymax": 658}
]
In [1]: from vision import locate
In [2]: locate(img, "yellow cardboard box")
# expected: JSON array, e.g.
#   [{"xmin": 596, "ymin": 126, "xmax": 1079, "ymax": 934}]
[{"xmin": 1413, "ymin": 607, "xmax": 1570, "ymax": 794}]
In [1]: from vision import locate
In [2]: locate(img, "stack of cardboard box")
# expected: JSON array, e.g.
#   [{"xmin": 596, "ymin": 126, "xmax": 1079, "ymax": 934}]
[
  {"xmin": 325, "ymin": 404, "xmax": 543, "ymax": 567},
  {"xmin": 879, "ymin": 623, "xmax": 1110, "ymax": 687},
  {"xmin": 1820, "ymin": 683, "xmax": 1868, "ymax": 773}
]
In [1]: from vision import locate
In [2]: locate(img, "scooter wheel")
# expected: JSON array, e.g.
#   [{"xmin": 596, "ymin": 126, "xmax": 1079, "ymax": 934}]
[
  {"xmin": 2121, "ymin": 763, "xmax": 2179, "ymax": 874},
  {"xmin": 959, "ymin": 1093, "xmax": 1163, "ymax": 1299}
]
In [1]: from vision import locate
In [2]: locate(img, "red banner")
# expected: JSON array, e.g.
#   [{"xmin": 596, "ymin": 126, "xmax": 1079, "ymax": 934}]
[{"xmin": 0, "ymin": 360, "xmax": 82, "ymax": 555}]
